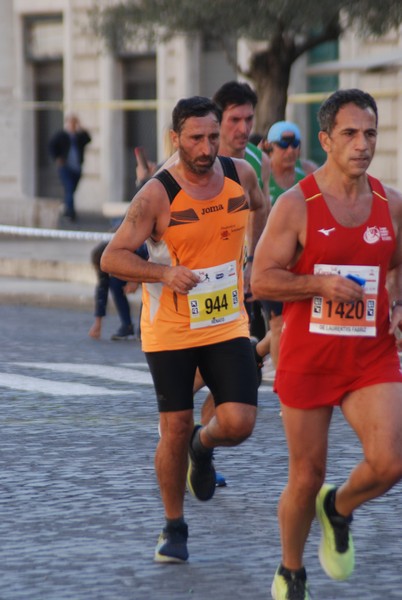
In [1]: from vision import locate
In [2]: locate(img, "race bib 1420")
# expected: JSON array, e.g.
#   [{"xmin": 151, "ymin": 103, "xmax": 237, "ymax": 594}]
[{"xmin": 309, "ymin": 264, "xmax": 379, "ymax": 337}]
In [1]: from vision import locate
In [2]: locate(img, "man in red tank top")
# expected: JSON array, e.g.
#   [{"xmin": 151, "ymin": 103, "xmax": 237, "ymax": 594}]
[{"xmin": 252, "ymin": 89, "xmax": 402, "ymax": 600}]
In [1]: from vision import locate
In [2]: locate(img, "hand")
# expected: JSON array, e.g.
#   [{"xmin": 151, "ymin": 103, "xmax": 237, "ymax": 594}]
[
  {"xmin": 318, "ymin": 274, "xmax": 364, "ymax": 303},
  {"xmin": 162, "ymin": 265, "xmax": 200, "ymax": 294},
  {"xmin": 136, "ymin": 161, "xmax": 157, "ymax": 186},
  {"xmin": 124, "ymin": 281, "xmax": 139, "ymax": 294},
  {"xmin": 88, "ymin": 318, "xmax": 102, "ymax": 339}
]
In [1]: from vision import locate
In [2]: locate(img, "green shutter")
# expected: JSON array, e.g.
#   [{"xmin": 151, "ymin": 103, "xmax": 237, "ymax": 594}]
[{"xmin": 307, "ymin": 41, "xmax": 339, "ymax": 166}]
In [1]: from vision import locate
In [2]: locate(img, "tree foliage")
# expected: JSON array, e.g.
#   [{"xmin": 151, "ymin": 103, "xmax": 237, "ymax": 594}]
[{"xmin": 91, "ymin": 0, "xmax": 402, "ymax": 131}]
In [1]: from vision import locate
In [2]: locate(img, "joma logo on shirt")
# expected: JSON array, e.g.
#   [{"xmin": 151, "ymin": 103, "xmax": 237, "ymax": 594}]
[{"xmin": 201, "ymin": 204, "xmax": 224, "ymax": 215}]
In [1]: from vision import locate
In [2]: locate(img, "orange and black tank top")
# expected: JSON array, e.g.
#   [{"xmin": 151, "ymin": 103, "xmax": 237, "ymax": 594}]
[{"xmin": 141, "ymin": 156, "xmax": 250, "ymax": 352}]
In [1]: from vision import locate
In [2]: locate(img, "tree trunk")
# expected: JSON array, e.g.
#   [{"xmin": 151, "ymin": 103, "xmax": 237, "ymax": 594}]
[{"xmin": 247, "ymin": 42, "xmax": 294, "ymax": 135}]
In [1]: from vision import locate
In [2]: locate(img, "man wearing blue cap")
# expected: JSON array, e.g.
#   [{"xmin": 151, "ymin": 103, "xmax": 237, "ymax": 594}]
[
  {"xmin": 256, "ymin": 121, "xmax": 317, "ymax": 368},
  {"xmin": 263, "ymin": 121, "xmax": 317, "ymax": 207}
]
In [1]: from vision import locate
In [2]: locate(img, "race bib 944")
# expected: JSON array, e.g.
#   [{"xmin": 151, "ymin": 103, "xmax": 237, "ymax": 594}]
[{"xmin": 187, "ymin": 260, "xmax": 240, "ymax": 329}]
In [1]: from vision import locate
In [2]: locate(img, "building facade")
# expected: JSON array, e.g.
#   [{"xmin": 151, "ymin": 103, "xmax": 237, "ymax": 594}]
[
  {"xmin": 1, "ymin": 0, "xmax": 237, "ymax": 224},
  {"xmin": 1, "ymin": 0, "xmax": 402, "ymax": 225},
  {"xmin": 306, "ymin": 26, "xmax": 402, "ymax": 190}
]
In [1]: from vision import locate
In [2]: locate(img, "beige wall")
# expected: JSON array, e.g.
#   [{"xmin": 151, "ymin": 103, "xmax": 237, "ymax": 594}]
[
  {"xmin": 2, "ymin": 1, "xmax": 402, "ymax": 225},
  {"xmin": 5, "ymin": 0, "xmax": 234, "ymax": 220},
  {"xmin": 0, "ymin": 0, "xmax": 19, "ymax": 198},
  {"xmin": 339, "ymin": 27, "xmax": 402, "ymax": 189}
]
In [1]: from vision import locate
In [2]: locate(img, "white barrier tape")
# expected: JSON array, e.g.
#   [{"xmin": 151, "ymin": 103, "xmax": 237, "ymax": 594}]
[
  {"xmin": 20, "ymin": 99, "xmax": 173, "ymax": 111},
  {"xmin": 0, "ymin": 225, "xmax": 113, "ymax": 242},
  {"xmin": 20, "ymin": 89, "xmax": 401, "ymax": 112}
]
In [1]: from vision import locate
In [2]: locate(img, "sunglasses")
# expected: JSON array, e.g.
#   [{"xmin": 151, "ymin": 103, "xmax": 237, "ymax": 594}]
[{"xmin": 275, "ymin": 137, "xmax": 301, "ymax": 149}]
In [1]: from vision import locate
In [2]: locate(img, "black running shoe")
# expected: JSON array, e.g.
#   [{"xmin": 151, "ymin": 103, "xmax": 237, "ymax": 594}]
[
  {"xmin": 187, "ymin": 425, "xmax": 216, "ymax": 501},
  {"xmin": 250, "ymin": 337, "xmax": 263, "ymax": 387},
  {"xmin": 154, "ymin": 522, "xmax": 189, "ymax": 563},
  {"xmin": 111, "ymin": 324, "xmax": 134, "ymax": 340}
]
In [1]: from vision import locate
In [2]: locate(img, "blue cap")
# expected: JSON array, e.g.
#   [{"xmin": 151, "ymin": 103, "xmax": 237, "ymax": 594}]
[{"xmin": 267, "ymin": 120, "xmax": 301, "ymax": 143}]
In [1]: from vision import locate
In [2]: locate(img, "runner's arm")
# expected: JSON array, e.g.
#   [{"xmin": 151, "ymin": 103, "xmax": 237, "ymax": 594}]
[
  {"xmin": 101, "ymin": 179, "xmax": 199, "ymax": 294},
  {"xmin": 236, "ymin": 159, "xmax": 268, "ymax": 256},
  {"xmin": 236, "ymin": 159, "xmax": 268, "ymax": 293},
  {"xmin": 386, "ymin": 186, "xmax": 402, "ymax": 337},
  {"xmin": 261, "ymin": 151, "xmax": 272, "ymax": 211}
]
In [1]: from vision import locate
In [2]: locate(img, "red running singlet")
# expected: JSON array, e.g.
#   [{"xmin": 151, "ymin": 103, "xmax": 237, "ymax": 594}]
[{"xmin": 275, "ymin": 173, "xmax": 402, "ymax": 409}]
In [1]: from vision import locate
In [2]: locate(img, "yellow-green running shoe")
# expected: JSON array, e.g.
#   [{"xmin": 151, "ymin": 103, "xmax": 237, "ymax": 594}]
[
  {"xmin": 271, "ymin": 564, "xmax": 310, "ymax": 599},
  {"xmin": 316, "ymin": 484, "xmax": 354, "ymax": 580}
]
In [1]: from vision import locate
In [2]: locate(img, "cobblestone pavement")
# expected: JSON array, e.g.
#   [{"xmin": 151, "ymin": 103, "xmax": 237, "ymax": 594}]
[{"xmin": 1, "ymin": 305, "xmax": 402, "ymax": 600}]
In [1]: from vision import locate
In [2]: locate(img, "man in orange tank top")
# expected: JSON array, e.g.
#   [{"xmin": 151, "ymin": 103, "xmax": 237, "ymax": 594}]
[
  {"xmin": 101, "ymin": 96, "xmax": 267, "ymax": 564},
  {"xmin": 252, "ymin": 89, "xmax": 402, "ymax": 599}
]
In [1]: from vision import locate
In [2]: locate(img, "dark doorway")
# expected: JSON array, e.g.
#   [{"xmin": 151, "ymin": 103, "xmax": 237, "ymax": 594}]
[
  {"xmin": 122, "ymin": 56, "xmax": 157, "ymax": 200},
  {"xmin": 34, "ymin": 60, "xmax": 63, "ymax": 198}
]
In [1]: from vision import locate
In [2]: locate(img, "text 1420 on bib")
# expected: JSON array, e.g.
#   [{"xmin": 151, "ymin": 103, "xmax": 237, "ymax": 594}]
[{"xmin": 310, "ymin": 264, "xmax": 379, "ymax": 337}]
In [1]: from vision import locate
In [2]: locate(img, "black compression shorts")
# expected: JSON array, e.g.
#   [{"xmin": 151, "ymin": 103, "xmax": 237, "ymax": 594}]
[{"xmin": 145, "ymin": 337, "xmax": 259, "ymax": 413}]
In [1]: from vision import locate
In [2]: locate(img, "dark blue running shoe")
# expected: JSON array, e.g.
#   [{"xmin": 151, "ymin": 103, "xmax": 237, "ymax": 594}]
[
  {"xmin": 154, "ymin": 522, "xmax": 189, "ymax": 563},
  {"xmin": 215, "ymin": 472, "xmax": 227, "ymax": 487},
  {"xmin": 111, "ymin": 324, "xmax": 134, "ymax": 340}
]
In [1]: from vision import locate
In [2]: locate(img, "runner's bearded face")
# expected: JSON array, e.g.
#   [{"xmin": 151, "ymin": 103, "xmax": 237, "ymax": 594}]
[{"xmin": 177, "ymin": 114, "xmax": 220, "ymax": 175}]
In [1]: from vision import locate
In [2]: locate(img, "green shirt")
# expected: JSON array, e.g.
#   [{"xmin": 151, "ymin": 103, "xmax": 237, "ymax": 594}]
[
  {"xmin": 269, "ymin": 159, "xmax": 306, "ymax": 205},
  {"xmin": 245, "ymin": 142, "xmax": 264, "ymax": 190}
]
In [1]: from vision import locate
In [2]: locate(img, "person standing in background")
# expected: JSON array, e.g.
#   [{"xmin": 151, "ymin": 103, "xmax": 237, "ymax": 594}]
[
  {"xmin": 88, "ymin": 240, "xmax": 148, "ymax": 341},
  {"xmin": 49, "ymin": 113, "xmax": 91, "ymax": 221}
]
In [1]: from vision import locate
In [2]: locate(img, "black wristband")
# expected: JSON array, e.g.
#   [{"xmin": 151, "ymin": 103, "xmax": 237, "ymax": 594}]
[{"xmin": 246, "ymin": 255, "xmax": 254, "ymax": 263}]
